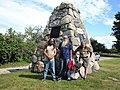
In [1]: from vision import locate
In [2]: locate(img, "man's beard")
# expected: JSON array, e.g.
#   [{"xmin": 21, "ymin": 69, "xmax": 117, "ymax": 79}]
[
  {"xmin": 81, "ymin": 45, "xmax": 85, "ymax": 48},
  {"xmin": 61, "ymin": 39, "xmax": 69, "ymax": 47},
  {"xmin": 50, "ymin": 43, "xmax": 54, "ymax": 46}
]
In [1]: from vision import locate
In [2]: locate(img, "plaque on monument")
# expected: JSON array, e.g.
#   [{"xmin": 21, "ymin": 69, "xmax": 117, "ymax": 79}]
[{"xmin": 50, "ymin": 26, "xmax": 61, "ymax": 38}]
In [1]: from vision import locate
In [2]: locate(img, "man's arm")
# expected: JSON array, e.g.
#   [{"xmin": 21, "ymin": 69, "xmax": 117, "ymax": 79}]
[
  {"xmin": 72, "ymin": 46, "xmax": 78, "ymax": 59},
  {"xmin": 43, "ymin": 49, "xmax": 50, "ymax": 60},
  {"xmin": 88, "ymin": 47, "xmax": 93, "ymax": 60},
  {"xmin": 50, "ymin": 48, "xmax": 56, "ymax": 59},
  {"xmin": 57, "ymin": 42, "xmax": 62, "ymax": 61},
  {"xmin": 69, "ymin": 42, "xmax": 73, "ymax": 60},
  {"xmin": 74, "ymin": 46, "xmax": 79, "ymax": 56},
  {"xmin": 70, "ymin": 49, "xmax": 72, "ymax": 60}
]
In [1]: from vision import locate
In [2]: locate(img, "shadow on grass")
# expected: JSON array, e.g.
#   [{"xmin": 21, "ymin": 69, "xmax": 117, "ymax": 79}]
[
  {"xmin": 19, "ymin": 73, "xmax": 52, "ymax": 80},
  {"xmin": 8, "ymin": 69, "xmax": 29, "ymax": 72}
]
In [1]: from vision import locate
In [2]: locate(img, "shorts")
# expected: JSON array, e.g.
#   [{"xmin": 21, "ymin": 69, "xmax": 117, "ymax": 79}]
[{"xmin": 79, "ymin": 57, "xmax": 89, "ymax": 68}]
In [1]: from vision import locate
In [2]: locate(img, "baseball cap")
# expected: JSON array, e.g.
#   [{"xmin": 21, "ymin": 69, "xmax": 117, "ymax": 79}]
[{"xmin": 63, "ymin": 35, "xmax": 68, "ymax": 39}]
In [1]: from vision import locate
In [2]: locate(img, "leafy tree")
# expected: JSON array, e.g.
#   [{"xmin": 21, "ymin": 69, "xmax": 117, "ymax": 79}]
[
  {"xmin": 0, "ymin": 28, "xmax": 22, "ymax": 63},
  {"xmin": 112, "ymin": 12, "xmax": 120, "ymax": 52},
  {"xmin": 90, "ymin": 38, "xmax": 107, "ymax": 53},
  {"xmin": 25, "ymin": 26, "xmax": 43, "ymax": 43},
  {"xmin": 0, "ymin": 28, "xmax": 37, "ymax": 64}
]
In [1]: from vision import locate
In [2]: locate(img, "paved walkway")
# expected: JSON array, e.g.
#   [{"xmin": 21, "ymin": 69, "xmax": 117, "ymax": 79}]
[
  {"xmin": 100, "ymin": 57, "xmax": 115, "ymax": 61},
  {"xmin": 0, "ymin": 65, "xmax": 29, "ymax": 74}
]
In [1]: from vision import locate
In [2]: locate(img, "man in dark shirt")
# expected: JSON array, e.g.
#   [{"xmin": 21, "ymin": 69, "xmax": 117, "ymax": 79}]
[
  {"xmin": 74, "ymin": 41, "xmax": 92, "ymax": 80},
  {"xmin": 58, "ymin": 35, "xmax": 72, "ymax": 81}
]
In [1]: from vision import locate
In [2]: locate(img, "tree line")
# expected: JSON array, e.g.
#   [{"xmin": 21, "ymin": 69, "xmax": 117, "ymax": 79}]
[
  {"xmin": 112, "ymin": 12, "xmax": 120, "ymax": 52},
  {"xmin": 0, "ymin": 26, "xmax": 43, "ymax": 64},
  {"xmin": 90, "ymin": 38, "xmax": 117, "ymax": 53}
]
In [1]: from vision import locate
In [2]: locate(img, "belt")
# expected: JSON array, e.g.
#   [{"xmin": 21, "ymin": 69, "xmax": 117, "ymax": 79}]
[{"xmin": 79, "ymin": 56, "xmax": 88, "ymax": 58}]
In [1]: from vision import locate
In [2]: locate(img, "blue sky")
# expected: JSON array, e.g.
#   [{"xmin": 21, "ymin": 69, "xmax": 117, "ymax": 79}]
[{"xmin": 0, "ymin": 0, "xmax": 120, "ymax": 49}]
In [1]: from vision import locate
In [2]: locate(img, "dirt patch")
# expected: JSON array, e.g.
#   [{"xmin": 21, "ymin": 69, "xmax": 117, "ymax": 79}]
[
  {"xmin": 0, "ymin": 66, "xmax": 29, "ymax": 74},
  {"xmin": 100, "ymin": 57, "xmax": 116, "ymax": 61}
]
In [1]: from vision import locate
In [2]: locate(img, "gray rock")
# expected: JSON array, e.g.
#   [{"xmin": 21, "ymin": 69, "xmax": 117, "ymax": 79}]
[
  {"xmin": 74, "ymin": 30, "xmax": 78, "ymax": 37},
  {"xmin": 63, "ymin": 30, "xmax": 74, "ymax": 37},
  {"xmin": 68, "ymin": 8, "xmax": 74, "ymax": 16},
  {"xmin": 59, "ymin": 1, "xmax": 73, "ymax": 9},
  {"xmin": 43, "ymin": 27, "xmax": 50, "ymax": 35},
  {"xmin": 60, "ymin": 3, "xmax": 67, "ymax": 9},
  {"xmin": 61, "ymin": 10, "xmax": 68, "ymax": 17},
  {"xmin": 108, "ymin": 77, "xmax": 119, "ymax": 81},
  {"xmin": 70, "ymin": 37, "xmax": 80, "ymax": 46},
  {"xmin": 61, "ymin": 24, "xmax": 68, "ymax": 32},
  {"xmin": 76, "ymin": 28, "xmax": 84, "ymax": 34},
  {"xmin": 37, "ymin": 41, "xmax": 47, "ymax": 49},
  {"xmin": 52, "ymin": 6, "xmax": 60, "ymax": 14},
  {"xmin": 76, "ymin": 8, "xmax": 80, "ymax": 14},
  {"xmin": 71, "ymin": 18, "xmax": 81, "ymax": 28},
  {"xmin": 67, "ymin": 23, "xmax": 76, "ymax": 31},
  {"xmin": 56, "ymin": 11, "xmax": 63, "ymax": 19},
  {"xmin": 49, "ymin": 14, "xmax": 56, "ymax": 21},
  {"xmin": 61, "ymin": 15, "xmax": 72, "ymax": 25},
  {"xmin": 50, "ymin": 20, "xmax": 61, "ymax": 27},
  {"xmin": 59, "ymin": 31, "xmax": 63, "ymax": 36},
  {"xmin": 73, "ymin": 11, "xmax": 79, "ymax": 18}
]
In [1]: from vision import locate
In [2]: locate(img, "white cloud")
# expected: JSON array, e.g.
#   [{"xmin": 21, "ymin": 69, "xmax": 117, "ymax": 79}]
[
  {"xmin": 93, "ymin": 35, "xmax": 116, "ymax": 49},
  {"xmin": 34, "ymin": 0, "xmax": 65, "ymax": 8},
  {"xmin": 0, "ymin": 0, "xmax": 112, "ymax": 34},
  {"xmin": 0, "ymin": 28, "xmax": 7, "ymax": 35},
  {"xmin": 74, "ymin": 0, "xmax": 111, "ymax": 24},
  {"xmin": 34, "ymin": 0, "xmax": 112, "ymax": 24},
  {"xmin": 0, "ymin": 0, "xmax": 51, "ymax": 33},
  {"xmin": 104, "ymin": 18, "xmax": 115, "ymax": 26}
]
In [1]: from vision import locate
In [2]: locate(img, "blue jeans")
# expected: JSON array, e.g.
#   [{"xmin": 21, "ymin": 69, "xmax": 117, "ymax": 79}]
[
  {"xmin": 58, "ymin": 58, "xmax": 71, "ymax": 79},
  {"xmin": 43, "ymin": 60, "xmax": 56, "ymax": 79}
]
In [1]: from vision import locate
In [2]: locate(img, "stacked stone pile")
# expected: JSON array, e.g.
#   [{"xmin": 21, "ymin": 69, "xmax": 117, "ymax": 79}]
[
  {"xmin": 43, "ymin": 1, "xmax": 92, "ymax": 50},
  {"xmin": 37, "ymin": 2, "xmax": 100, "ymax": 75}
]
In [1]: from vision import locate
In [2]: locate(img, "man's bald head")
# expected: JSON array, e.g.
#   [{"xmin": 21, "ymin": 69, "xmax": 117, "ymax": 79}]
[{"xmin": 81, "ymin": 41, "xmax": 86, "ymax": 47}]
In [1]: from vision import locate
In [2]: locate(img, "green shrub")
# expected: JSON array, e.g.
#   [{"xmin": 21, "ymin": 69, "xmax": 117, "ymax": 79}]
[{"xmin": 0, "ymin": 28, "xmax": 37, "ymax": 64}]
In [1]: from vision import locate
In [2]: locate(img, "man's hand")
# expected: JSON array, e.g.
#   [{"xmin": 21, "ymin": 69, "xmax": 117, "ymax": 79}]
[
  {"xmin": 48, "ymin": 56, "xmax": 53, "ymax": 60},
  {"xmin": 74, "ymin": 55, "xmax": 77, "ymax": 59},
  {"xmin": 88, "ymin": 57, "xmax": 91, "ymax": 60},
  {"xmin": 46, "ymin": 56, "xmax": 53, "ymax": 60}
]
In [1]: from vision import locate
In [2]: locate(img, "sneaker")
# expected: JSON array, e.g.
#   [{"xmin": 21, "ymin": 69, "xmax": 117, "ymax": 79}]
[
  {"xmin": 41, "ymin": 79, "xmax": 46, "ymax": 81},
  {"xmin": 53, "ymin": 78, "xmax": 56, "ymax": 81},
  {"xmin": 67, "ymin": 78, "xmax": 71, "ymax": 81},
  {"xmin": 83, "ymin": 77, "xmax": 87, "ymax": 80},
  {"xmin": 57, "ymin": 78, "xmax": 61, "ymax": 81}
]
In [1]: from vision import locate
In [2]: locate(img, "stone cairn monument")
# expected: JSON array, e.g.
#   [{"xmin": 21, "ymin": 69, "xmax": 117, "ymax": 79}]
[
  {"xmin": 35, "ymin": 1, "xmax": 100, "ymax": 75},
  {"xmin": 43, "ymin": 1, "xmax": 92, "ymax": 51}
]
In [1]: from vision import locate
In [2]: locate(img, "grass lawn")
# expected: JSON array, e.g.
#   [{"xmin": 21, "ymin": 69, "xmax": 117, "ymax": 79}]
[
  {"xmin": 100, "ymin": 53, "xmax": 120, "ymax": 58},
  {"xmin": 0, "ymin": 58, "xmax": 120, "ymax": 90},
  {"xmin": 0, "ymin": 61, "xmax": 30, "ymax": 69}
]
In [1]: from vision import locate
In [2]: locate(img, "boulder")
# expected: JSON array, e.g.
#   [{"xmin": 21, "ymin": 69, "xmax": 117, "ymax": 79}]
[
  {"xmin": 61, "ymin": 24, "xmax": 68, "ymax": 32},
  {"xmin": 63, "ymin": 30, "xmax": 74, "ymax": 37},
  {"xmin": 68, "ymin": 8, "xmax": 74, "ymax": 16},
  {"xmin": 67, "ymin": 23, "xmax": 76, "ymax": 31},
  {"xmin": 61, "ymin": 15, "xmax": 72, "ymax": 25},
  {"xmin": 70, "ymin": 37, "xmax": 80, "ymax": 46}
]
